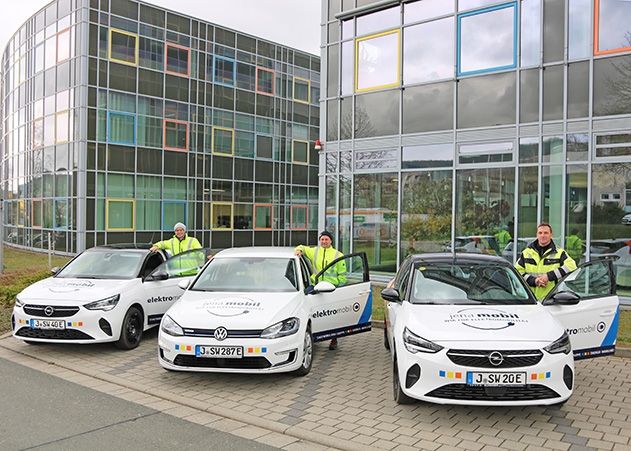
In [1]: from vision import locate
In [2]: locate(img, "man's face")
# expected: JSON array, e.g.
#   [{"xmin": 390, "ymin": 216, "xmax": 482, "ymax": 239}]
[
  {"xmin": 319, "ymin": 235, "xmax": 332, "ymax": 248},
  {"xmin": 537, "ymin": 226, "xmax": 552, "ymax": 246},
  {"xmin": 175, "ymin": 227, "xmax": 186, "ymax": 239}
]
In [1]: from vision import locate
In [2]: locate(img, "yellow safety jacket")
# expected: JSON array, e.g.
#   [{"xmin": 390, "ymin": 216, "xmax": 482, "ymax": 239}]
[
  {"xmin": 495, "ymin": 229, "xmax": 512, "ymax": 252},
  {"xmin": 153, "ymin": 235, "xmax": 202, "ymax": 257},
  {"xmin": 515, "ymin": 240, "xmax": 577, "ymax": 301},
  {"xmin": 565, "ymin": 235, "xmax": 584, "ymax": 261},
  {"xmin": 295, "ymin": 245, "xmax": 347, "ymax": 286}
]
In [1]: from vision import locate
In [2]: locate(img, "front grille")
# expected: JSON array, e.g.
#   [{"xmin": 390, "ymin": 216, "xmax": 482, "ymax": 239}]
[
  {"xmin": 23, "ymin": 305, "xmax": 80, "ymax": 318},
  {"xmin": 182, "ymin": 328, "xmax": 262, "ymax": 338},
  {"xmin": 173, "ymin": 354, "xmax": 272, "ymax": 369},
  {"xmin": 15, "ymin": 327, "xmax": 94, "ymax": 340},
  {"xmin": 447, "ymin": 349, "xmax": 543, "ymax": 368},
  {"xmin": 426, "ymin": 383, "xmax": 560, "ymax": 401}
]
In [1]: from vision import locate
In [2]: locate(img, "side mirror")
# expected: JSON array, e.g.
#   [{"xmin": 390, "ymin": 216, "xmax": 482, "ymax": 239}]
[
  {"xmin": 50, "ymin": 267, "xmax": 60, "ymax": 275},
  {"xmin": 381, "ymin": 287, "xmax": 401, "ymax": 303},
  {"xmin": 178, "ymin": 279, "xmax": 191, "ymax": 290},
  {"xmin": 548, "ymin": 290, "xmax": 580, "ymax": 305},
  {"xmin": 312, "ymin": 281, "xmax": 336, "ymax": 294},
  {"xmin": 145, "ymin": 270, "xmax": 169, "ymax": 282}
]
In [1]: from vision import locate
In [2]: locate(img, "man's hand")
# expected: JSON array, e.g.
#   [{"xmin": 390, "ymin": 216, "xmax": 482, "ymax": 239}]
[
  {"xmin": 150, "ymin": 245, "xmax": 158, "ymax": 253},
  {"xmin": 535, "ymin": 274, "xmax": 549, "ymax": 287},
  {"xmin": 295, "ymin": 249, "xmax": 302, "ymax": 256}
]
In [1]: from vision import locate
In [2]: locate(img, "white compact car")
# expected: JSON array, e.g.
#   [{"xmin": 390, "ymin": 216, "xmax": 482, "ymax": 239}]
[
  {"xmin": 383, "ymin": 254, "xmax": 619, "ymax": 406},
  {"xmin": 12, "ymin": 246, "xmax": 207, "ymax": 349},
  {"xmin": 158, "ymin": 247, "xmax": 372, "ymax": 375}
]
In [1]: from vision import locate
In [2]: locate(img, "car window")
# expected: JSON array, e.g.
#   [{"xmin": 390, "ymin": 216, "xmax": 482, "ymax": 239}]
[
  {"xmin": 153, "ymin": 249, "xmax": 207, "ymax": 279},
  {"xmin": 555, "ymin": 260, "xmax": 613, "ymax": 299},
  {"xmin": 141, "ymin": 253, "xmax": 165, "ymax": 278},
  {"xmin": 299, "ymin": 257, "xmax": 311, "ymax": 287},
  {"xmin": 56, "ymin": 250, "xmax": 144, "ymax": 279},
  {"xmin": 315, "ymin": 253, "xmax": 368, "ymax": 287}
]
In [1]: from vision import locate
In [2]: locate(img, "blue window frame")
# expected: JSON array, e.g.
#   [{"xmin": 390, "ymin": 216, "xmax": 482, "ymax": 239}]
[
  {"xmin": 162, "ymin": 200, "xmax": 188, "ymax": 230},
  {"xmin": 457, "ymin": 2, "xmax": 517, "ymax": 77},
  {"xmin": 213, "ymin": 55, "xmax": 236, "ymax": 87},
  {"xmin": 107, "ymin": 111, "xmax": 136, "ymax": 145}
]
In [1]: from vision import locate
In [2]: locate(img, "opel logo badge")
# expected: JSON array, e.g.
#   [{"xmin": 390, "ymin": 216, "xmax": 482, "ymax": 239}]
[
  {"xmin": 44, "ymin": 306, "xmax": 54, "ymax": 317},
  {"xmin": 488, "ymin": 351, "xmax": 504, "ymax": 367},
  {"xmin": 214, "ymin": 327, "xmax": 228, "ymax": 341}
]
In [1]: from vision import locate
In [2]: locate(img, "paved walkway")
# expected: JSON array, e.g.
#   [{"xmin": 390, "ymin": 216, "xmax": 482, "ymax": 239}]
[{"xmin": 1, "ymin": 329, "xmax": 630, "ymax": 451}]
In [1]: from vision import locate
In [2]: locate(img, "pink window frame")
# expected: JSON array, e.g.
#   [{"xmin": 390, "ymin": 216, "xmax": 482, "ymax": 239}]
[
  {"xmin": 164, "ymin": 42, "xmax": 191, "ymax": 77},
  {"xmin": 255, "ymin": 67, "xmax": 275, "ymax": 96},
  {"xmin": 163, "ymin": 119, "xmax": 189, "ymax": 152}
]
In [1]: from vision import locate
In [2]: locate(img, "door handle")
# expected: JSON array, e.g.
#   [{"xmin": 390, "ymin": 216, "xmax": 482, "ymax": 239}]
[
  {"xmin": 358, "ymin": 291, "xmax": 370, "ymax": 295},
  {"xmin": 600, "ymin": 310, "xmax": 615, "ymax": 316}
]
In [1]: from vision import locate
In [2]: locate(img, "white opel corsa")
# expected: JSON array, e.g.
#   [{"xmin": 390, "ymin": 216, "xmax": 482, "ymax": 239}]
[
  {"xmin": 384, "ymin": 254, "xmax": 620, "ymax": 406},
  {"xmin": 12, "ymin": 246, "xmax": 207, "ymax": 349},
  {"xmin": 158, "ymin": 247, "xmax": 372, "ymax": 375}
]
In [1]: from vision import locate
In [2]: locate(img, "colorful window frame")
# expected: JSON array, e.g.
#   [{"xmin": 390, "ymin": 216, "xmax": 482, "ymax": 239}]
[
  {"xmin": 293, "ymin": 76, "xmax": 311, "ymax": 104},
  {"xmin": 594, "ymin": 0, "xmax": 631, "ymax": 56},
  {"xmin": 161, "ymin": 200, "xmax": 188, "ymax": 230},
  {"xmin": 355, "ymin": 29, "xmax": 401, "ymax": 93},
  {"xmin": 292, "ymin": 139, "xmax": 310, "ymax": 165},
  {"xmin": 290, "ymin": 205, "xmax": 308, "ymax": 230},
  {"xmin": 165, "ymin": 42, "xmax": 190, "ymax": 77},
  {"xmin": 107, "ymin": 111, "xmax": 136, "ymax": 145},
  {"xmin": 57, "ymin": 28, "xmax": 71, "ymax": 63},
  {"xmin": 213, "ymin": 55, "xmax": 236, "ymax": 87},
  {"xmin": 256, "ymin": 67, "xmax": 275, "ymax": 96},
  {"xmin": 212, "ymin": 126, "xmax": 235, "ymax": 156},
  {"xmin": 163, "ymin": 119, "xmax": 189, "ymax": 152},
  {"xmin": 211, "ymin": 202, "xmax": 234, "ymax": 230},
  {"xmin": 254, "ymin": 203, "xmax": 273, "ymax": 230},
  {"xmin": 457, "ymin": 3, "xmax": 517, "ymax": 76},
  {"xmin": 109, "ymin": 28, "xmax": 138, "ymax": 66},
  {"xmin": 105, "ymin": 198, "xmax": 136, "ymax": 231},
  {"xmin": 32, "ymin": 199, "xmax": 43, "ymax": 228}
]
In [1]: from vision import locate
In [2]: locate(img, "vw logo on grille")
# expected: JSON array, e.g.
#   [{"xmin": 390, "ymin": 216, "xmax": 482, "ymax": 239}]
[
  {"xmin": 44, "ymin": 306, "xmax": 54, "ymax": 317},
  {"xmin": 214, "ymin": 327, "xmax": 228, "ymax": 341},
  {"xmin": 488, "ymin": 351, "xmax": 504, "ymax": 366}
]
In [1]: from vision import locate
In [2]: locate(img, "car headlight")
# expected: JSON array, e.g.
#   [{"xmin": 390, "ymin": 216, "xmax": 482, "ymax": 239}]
[
  {"xmin": 161, "ymin": 315, "xmax": 184, "ymax": 337},
  {"xmin": 14, "ymin": 297, "xmax": 25, "ymax": 308},
  {"xmin": 260, "ymin": 318, "xmax": 300, "ymax": 339},
  {"xmin": 403, "ymin": 327, "xmax": 444, "ymax": 354},
  {"xmin": 544, "ymin": 332, "xmax": 572, "ymax": 355},
  {"xmin": 83, "ymin": 294, "xmax": 120, "ymax": 311}
]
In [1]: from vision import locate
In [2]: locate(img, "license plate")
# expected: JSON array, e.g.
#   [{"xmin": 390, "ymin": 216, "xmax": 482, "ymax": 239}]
[
  {"xmin": 196, "ymin": 345, "xmax": 243, "ymax": 359},
  {"xmin": 467, "ymin": 372, "xmax": 526, "ymax": 386},
  {"xmin": 30, "ymin": 319, "xmax": 66, "ymax": 330}
]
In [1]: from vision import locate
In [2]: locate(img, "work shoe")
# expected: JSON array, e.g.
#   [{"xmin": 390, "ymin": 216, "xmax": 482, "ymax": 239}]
[{"xmin": 329, "ymin": 338, "xmax": 338, "ymax": 350}]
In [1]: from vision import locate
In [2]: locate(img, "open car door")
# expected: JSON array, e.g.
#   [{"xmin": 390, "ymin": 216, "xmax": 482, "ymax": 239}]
[
  {"xmin": 309, "ymin": 252, "xmax": 372, "ymax": 342},
  {"xmin": 543, "ymin": 258, "xmax": 620, "ymax": 359},
  {"xmin": 142, "ymin": 248, "xmax": 208, "ymax": 325}
]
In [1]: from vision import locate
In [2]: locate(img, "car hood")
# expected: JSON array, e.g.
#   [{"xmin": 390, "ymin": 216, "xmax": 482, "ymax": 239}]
[
  {"xmin": 402, "ymin": 304, "xmax": 563, "ymax": 343},
  {"xmin": 166, "ymin": 290, "xmax": 303, "ymax": 329},
  {"xmin": 18, "ymin": 277, "xmax": 132, "ymax": 303}
]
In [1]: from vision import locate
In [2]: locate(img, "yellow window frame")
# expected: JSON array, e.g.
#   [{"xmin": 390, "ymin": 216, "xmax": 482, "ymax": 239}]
[
  {"xmin": 212, "ymin": 126, "xmax": 235, "ymax": 156},
  {"xmin": 293, "ymin": 76, "xmax": 311, "ymax": 104},
  {"xmin": 354, "ymin": 29, "xmax": 401, "ymax": 93},
  {"xmin": 211, "ymin": 202, "xmax": 234, "ymax": 230},
  {"xmin": 108, "ymin": 28, "xmax": 139, "ymax": 67},
  {"xmin": 292, "ymin": 139, "xmax": 310, "ymax": 165},
  {"xmin": 106, "ymin": 198, "xmax": 136, "ymax": 231}
]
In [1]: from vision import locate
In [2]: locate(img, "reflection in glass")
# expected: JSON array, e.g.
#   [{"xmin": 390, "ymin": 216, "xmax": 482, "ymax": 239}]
[
  {"xmin": 326, "ymin": 175, "xmax": 338, "ymax": 238},
  {"xmin": 356, "ymin": 30, "xmax": 400, "ymax": 92},
  {"xmin": 568, "ymin": 0, "xmax": 591, "ymax": 60},
  {"xmin": 401, "ymin": 171, "xmax": 452, "ymax": 260},
  {"xmin": 459, "ymin": 141, "xmax": 514, "ymax": 164},
  {"xmin": 327, "ymin": 99, "xmax": 338, "ymax": 142},
  {"xmin": 353, "ymin": 173, "xmax": 398, "ymax": 273},
  {"xmin": 457, "ymin": 72, "xmax": 516, "ymax": 128},
  {"xmin": 518, "ymin": 166, "xmax": 538, "ymax": 239},
  {"xmin": 458, "ymin": 4, "xmax": 516, "ymax": 75},
  {"xmin": 520, "ymin": 68, "xmax": 539, "ymax": 123},
  {"xmin": 596, "ymin": 0, "xmax": 631, "ymax": 54},
  {"xmin": 342, "ymin": 19, "xmax": 353, "ymax": 40},
  {"xmin": 356, "ymin": 6, "xmax": 400, "ymax": 37},
  {"xmin": 327, "ymin": 44, "xmax": 339, "ymax": 97},
  {"xmin": 565, "ymin": 165, "xmax": 587, "ymax": 263},
  {"xmin": 541, "ymin": 165, "xmax": 563, "ymax": 235},
  {"xmin": 459, "ymin": 0, "xmax": 502, "ymax": 11},
  {"xmin": 543, "ymin": 65, "xmax": 563, "ymax": 121},
  {"xmin": 339, "ymin": 174, "xmax": 352, "ymax": 253},
  {"xmin": 593, "ymin": 55, "xmax": 631, "ymax": 117},
  {"xmin": 543, "ymin": 0, "xmax": 564, "ymax": 63},
  {"xmin": 405, "ymin": 0, "xmax": 454, "ymax": 23},
  {"xmin": 340, "ymin": 97, "xmax": 353, "ymax": 140},
  {"xmin": 567, "ymin": 134, "xmax": 588, "ymax": 162},
  {"xmin": 354, "ymin": 89, "xmax": 399, "ymax": 138},
  {"xmin": 402, "ymin": 82, "xmax": 453, "ymax": 133},
  {"xmin": 543, "ymin": 135, "xmax": 563, "ymax": 164},
  {"xmin": 341, "ymin": 40, "xmax": 354, "ymax": 95},
  {"xmin": 404, "ymin": 18, "xmax": 454, "ymax": 84},
  {"xmin": 402, "ymin": 144, "xmax": 453, "ymax": 169},
  {"xmin": 520, "ymin": 0, "xmax": 540, "ymax": 67},
  {"xmin": 568, "ymin": 62, "xmax": 589, "ymax": 119}
]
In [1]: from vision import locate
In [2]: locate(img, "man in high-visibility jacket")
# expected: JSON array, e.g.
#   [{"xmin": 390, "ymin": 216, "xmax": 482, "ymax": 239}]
[
  {"xmin": 295, "ymin": 230, "xmax": 347, "ymax": 350},
  {"xmin": 565, "ymin": 228, "xmax": 584, "ymax": 263},
  {"xmin": 515, "ymin": 223, "xmax": 577, "ymax": 301},
  {"xmin": 151, "ymin": 222, "xmax": 202, "ymax": 256}
]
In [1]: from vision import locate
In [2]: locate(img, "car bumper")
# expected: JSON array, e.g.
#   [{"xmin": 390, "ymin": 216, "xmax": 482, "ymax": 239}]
[
  {"xmin": 396, "ymin": 342, "xmax": 574, "ymax": 406},
  {"xmin": 158, "ymin": 331, "xmax": 304, "ymax": 374}
]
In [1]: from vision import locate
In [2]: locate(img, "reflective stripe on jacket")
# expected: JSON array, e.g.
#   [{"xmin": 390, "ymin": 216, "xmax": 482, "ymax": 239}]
[
  {"xmin": 154, "ymin": 234, "xmax": 202, "ymax": 256},
  {"xmin": 514, "ymin": 240, "xmax": 577, "ymax": 300},
  {"xmin": 295, "ymin": 245, "xmax": 347, "ymax": 286}
]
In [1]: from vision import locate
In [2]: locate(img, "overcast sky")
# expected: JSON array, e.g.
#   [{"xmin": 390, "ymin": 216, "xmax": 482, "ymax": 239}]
[{"xmin": 0, "ymin": 0, "xmax": 322, "ymax": 56}]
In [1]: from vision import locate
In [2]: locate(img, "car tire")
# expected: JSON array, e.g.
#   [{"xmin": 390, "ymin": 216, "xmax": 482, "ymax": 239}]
[
  {"xmin": 115, "ymin": 306, "xmax": 143, "ymax": 350},
  {"xmin": 292, "ymin": 325, "xmax": 313, "ymax": 377},
  {"xmin": 393, "ymin": 356, "xmax": 414, "ymax": 405},
  {"xmin": 383, "ymin": 320, "xmax": 390, "ymax": 350}
]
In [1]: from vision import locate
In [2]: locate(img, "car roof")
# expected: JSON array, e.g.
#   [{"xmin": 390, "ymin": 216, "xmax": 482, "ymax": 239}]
[
  {"xmin": 405, "ymin": 253, "xmax": 512, "ymax": 266},
  {"xmin": 86, "ymin": 245, "xmax": 152, "ymax": 253},
  {"xmin": 214, "ymin": 246, "xmax": 297, "ymax": 259}
]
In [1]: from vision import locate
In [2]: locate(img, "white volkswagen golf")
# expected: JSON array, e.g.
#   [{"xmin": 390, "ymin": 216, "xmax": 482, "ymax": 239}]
[
  {"xmin": 12, "ymin": 246, "xmax": 207, "ymax": 349},
  {"xmin": 158, "ymin": 247, "xmax": 372, "ymax": 375},
  {"xmin": 383, "ymin": 254, "xmax": 619, "ymax": 406}
]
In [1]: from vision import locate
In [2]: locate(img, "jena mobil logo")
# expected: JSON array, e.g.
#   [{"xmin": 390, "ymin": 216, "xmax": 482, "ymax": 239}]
[
  {"xmin": 567, "ymin": 321, "xmax": 607, "ymax": 335},
  {"xmin": 445, "ymin": 308, "xmax": 528, "ymax": 331},
  {"xmin": 312, "ymin": 302, "xmax": 361, "ymax": 319},
  {"xmin": 200, "ymin": 297, "xmax": 263, "ymax": 317}
]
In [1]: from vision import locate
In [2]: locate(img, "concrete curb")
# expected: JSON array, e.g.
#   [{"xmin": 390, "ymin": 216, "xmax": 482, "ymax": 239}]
[{"xmin": 614, "ymin": 346, "xmax": 631, "ymax": 358}]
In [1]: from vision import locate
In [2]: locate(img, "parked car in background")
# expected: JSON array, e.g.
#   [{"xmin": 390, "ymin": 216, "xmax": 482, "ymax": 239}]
[
  {"xmin": 500, "ymin": 238, "xmax": 534, "ymax": 262},
  {"xmin": 621, "ymin": 214, "xmax": 631, "ymax": 225},
  {"xmin": 446, "ymin": 236, "xmax": 501, "ymax": 255}
]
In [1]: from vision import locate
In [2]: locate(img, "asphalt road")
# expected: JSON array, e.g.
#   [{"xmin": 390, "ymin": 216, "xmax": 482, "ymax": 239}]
[{"xmin": 0, "ymin": 357, "xmax": 280, "ymax": 451}]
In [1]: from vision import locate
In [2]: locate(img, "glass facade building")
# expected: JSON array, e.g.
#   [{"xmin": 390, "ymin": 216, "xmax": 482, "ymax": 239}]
[
  {"xmin": 322, "ymin": 0, "xmax": 631, "ymax": 293},
  {"xmin": 1, "ymin": 0, "xmax": 320, "ymax": 253}
]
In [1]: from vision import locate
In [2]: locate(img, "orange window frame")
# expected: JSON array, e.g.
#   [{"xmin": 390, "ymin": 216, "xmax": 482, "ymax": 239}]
[
  {"xmin": 594, "ymin": 0, "xmax": 631, "ymax": 56},
  {"xmin": 165, "ymin": 42, "xmax": 191, "ymax": 77}
]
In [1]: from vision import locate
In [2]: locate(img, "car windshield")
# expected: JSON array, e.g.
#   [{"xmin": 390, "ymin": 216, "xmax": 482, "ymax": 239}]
[
  {"xmin": 410, "ymin": 263, "xmax": 535, "ymax": 305},
  {"xmin": 190, "ymin": 257, "xmax": 299, "ymax": 292},
  {"xmin": 56, "ymin": 250, "xmax": 144, "ymax": 279}
]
